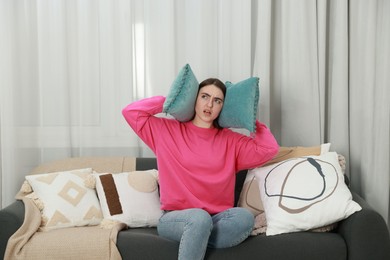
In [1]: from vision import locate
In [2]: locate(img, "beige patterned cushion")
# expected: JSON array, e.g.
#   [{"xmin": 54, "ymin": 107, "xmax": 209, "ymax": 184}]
[{"xmin": 25, "ymin": 168, "xmax": 103, "ymax": 231}]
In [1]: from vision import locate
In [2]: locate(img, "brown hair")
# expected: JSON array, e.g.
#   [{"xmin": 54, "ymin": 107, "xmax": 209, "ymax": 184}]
[{"xmin": 197, "ymin": 78, "xmax": 226, "ymax": 129}]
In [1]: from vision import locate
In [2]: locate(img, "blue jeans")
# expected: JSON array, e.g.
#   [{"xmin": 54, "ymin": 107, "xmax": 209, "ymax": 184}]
[{"xmin": 157, "ymin": 208, "xmax": 254, "ymax": 260}]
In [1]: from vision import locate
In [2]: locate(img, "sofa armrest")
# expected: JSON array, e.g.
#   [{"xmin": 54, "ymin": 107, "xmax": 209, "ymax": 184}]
[
  {"xmin": 337, "ymin": 192, "xmax": 390, "ymax": 260},
  {"xmin": 0, "ymin": 200, "xmax": 25, "ymax": 259}
]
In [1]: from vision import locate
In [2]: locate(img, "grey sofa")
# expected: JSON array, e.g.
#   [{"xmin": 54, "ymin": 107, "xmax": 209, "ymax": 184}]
[{"xmin": 1, "ymin": 157, "xmax": 390, "ymax": 260}]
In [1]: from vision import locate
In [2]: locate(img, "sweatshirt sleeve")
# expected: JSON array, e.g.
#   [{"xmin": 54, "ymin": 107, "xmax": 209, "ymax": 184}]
[
  {"xmin": 235, "ymin": 120, "xmax": 279, "ymax": 171},
  {"xmin": 122, "ymin": 96, "xmax": 166, "ymax": 152}
]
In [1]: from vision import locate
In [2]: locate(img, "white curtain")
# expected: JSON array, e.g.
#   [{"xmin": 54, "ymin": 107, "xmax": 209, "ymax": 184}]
[
  {"xmin": 1, "ymin": 0, "xmax": 389, "ymax": 227},
  {"xmin": 349, "ymin": 0, "xmax": 390, "ymax": 223}
]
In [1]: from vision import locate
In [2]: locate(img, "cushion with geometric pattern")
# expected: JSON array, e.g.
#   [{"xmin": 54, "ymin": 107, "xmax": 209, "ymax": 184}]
[{"xmin": 25, "ymin": 168, "xmax": 103, "ymax": 231}]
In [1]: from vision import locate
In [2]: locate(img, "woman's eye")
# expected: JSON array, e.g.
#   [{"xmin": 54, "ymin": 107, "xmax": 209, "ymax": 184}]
[{"xmin": 201, "ymin": 94, "xmax": 209, "ymax": 100}]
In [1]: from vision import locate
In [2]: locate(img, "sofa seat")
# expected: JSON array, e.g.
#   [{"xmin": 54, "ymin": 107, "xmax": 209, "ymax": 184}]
[{"xmin": 117, "ymin": 227, "xmax": 347, "ymax": 260}]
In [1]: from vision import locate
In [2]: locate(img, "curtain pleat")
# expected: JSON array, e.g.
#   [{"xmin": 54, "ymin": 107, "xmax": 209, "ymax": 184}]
[{"xmin": 349, "ymin": 0, "xmax": 390, "ymax": 223}]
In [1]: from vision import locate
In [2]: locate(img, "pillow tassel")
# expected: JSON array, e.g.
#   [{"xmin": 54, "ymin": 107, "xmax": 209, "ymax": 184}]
[
  {"xmin": 20, "ymin": 180, "xmax": 33, "ymax": 194},
  {"xmin": 84, "ymin": 174, "xmax": 97, "ymax": 189}
]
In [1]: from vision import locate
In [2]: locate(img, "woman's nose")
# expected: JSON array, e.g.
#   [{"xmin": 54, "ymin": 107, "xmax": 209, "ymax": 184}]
[{"xmin": 207, "ymin": 99, "xmax": 213, "ymax": 107}]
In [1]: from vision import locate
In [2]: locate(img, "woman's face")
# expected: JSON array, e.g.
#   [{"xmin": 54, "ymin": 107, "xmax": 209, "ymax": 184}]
[{"xmin": 192, "ymin": 84, "xmax": 224, "ymax": 128}]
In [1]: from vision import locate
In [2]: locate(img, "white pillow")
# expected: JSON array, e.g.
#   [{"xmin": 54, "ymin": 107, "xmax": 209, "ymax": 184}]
[
  {"xmin": 25, "ymin": 168, "xmax": 103, "ymax": 231},
  {"xmin": 238, "ymin": 143, "xmax": 331, "ymax": 216},
  {"xmin": 252, "ymin": 152, "xmax": 362, "ymax": 236},
  {"xmin": 94, "ymin": 170, "xmax": 163, "ymax": 228}
]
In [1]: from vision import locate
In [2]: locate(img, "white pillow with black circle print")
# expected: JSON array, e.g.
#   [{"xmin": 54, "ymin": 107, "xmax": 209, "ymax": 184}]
[{"xmin": 252, "ymin": 151, "xmax": 362, "ymax": 236}]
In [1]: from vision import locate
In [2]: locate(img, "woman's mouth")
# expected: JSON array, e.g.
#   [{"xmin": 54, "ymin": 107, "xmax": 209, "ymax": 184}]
[{"xmin": 203, "ymin": 109, "xmax": 212, "ymax": 116}]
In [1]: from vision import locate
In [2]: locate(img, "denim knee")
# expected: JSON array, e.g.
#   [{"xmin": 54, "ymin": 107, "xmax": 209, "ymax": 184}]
[
  {"xmin": 236, "ymin": 208, "xmax": 255, "ymax": 232},
  {"xmin": 157, "ymin": 209, "xmax": 213, "ymax": 260},
  {"xmin": 185, "ymin": 209, "xmax": 213, "ymax": 232},
  {"xmin": 208, "ymin": 207, "xmax": 254, "ymax": 248},
  {"xmin": 157, "ymin": 208, "xmax": 213, "ymax": 242}
]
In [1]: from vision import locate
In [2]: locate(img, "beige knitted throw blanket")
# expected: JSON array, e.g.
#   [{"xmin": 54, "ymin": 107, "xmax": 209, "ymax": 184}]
[{"xmin": 4, "ymin": 197, "xmax": 126, "ymax": 260}]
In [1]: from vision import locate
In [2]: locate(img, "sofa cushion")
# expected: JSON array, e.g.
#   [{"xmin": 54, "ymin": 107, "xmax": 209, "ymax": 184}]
[
  {"xmin": 252, "ymin": 152, "xmax": 362, "ymax": 236},
  {"xmin": 117, "ymin": 228, "xmax": 179, "ymax": 260},
  {"xmin": 94, "ymin": 170, "xmax": 163, "ymax": 227},
  {"xmin": 238, "ymin": 144, "xmax": 331, "ymax": 216},
  {"xmin": 218, "ymin": 77, "xmax": 259, "ymax": 133},
  {"xmin": 163, "ymin": 64, "xmax": 199, "ymax": 122},
  {"xmin": 116, "ymin": 227, "xmax": 347, "ymax": 260},
  {"xmin": 25, "ymin": 168, "xmax": 103, "ymax": 230}
]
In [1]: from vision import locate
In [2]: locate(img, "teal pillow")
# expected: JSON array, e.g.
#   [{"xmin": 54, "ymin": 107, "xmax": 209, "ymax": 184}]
[
  {"xmin": 163, "ymin": 64, "xmax": 199, "ymax": 122},
  {"xmin": 218, "ymin": 77, "xmax": 260, "ymax": 133}
]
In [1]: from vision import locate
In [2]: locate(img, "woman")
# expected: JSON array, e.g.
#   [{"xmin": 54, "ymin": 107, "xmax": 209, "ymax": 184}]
[{"xmin": 122, "ymin": 78, "xmax": 279, "ymax": 260}]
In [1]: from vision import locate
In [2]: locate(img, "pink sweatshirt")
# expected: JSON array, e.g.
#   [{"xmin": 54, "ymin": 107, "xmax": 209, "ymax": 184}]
[{"xmin": 122, "ymin": 96, "xmax": 279, "ymax": 214}]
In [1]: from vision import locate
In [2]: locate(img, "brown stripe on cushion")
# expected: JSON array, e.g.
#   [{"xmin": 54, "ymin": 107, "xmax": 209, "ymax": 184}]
[{"xmin": 99, "ymin": 174, "xmax": 123, "ymax": 215}]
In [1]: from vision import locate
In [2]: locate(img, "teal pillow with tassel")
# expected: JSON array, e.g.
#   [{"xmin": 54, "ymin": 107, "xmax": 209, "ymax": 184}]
[
  {"xmin": 163, "ymin": 64, "xmax": 199, "ymax": 122},
  {"xmin": 218, "ymin": 77, "xmax": 260, "ymax": 133}
]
